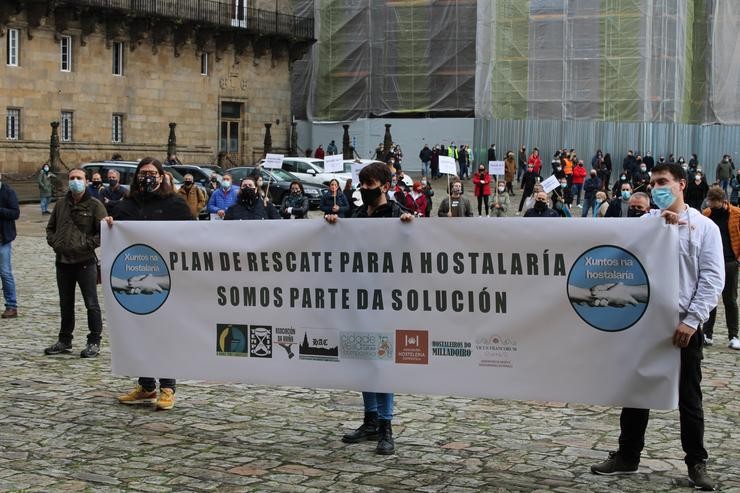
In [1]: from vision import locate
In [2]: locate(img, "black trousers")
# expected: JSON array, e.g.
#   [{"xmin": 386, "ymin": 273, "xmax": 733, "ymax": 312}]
[
  {"xmin": 139, "ymin": 377, "xmax": 176, "ymax": 393},
  {"xmin": 477, "ymin": 195, "xmax": 489, "ymax": 216},
  {"xmin": 618, "ymin": 328, "xmax": 706, "ymax": 466},
  {"xmin": 56, "ymin": 261, "xmax": 102, "ymax": 345},
  {"xmin": 703, "ymin": 259, "xmax": 738, "ymax": 340}
]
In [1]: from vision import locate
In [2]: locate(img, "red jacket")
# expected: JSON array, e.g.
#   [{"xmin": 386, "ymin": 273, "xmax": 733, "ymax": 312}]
[
  {"xmin": 572, "ymin": 165, "xmax": 587, "ymax": 185},
  {"xmin": 528, "ymin": 154, "xmax": 542, "ymax": 174},
  {"xmin": 473, "ymin": 171, "xmax": 492, "ymax": 196},
  {"xmin": 314, "ymin": 148, "xmax": 325, "ymax": 159},
  {"xmin": 405, "ymin": 192, "xmax": 428, "ymax": 215}
]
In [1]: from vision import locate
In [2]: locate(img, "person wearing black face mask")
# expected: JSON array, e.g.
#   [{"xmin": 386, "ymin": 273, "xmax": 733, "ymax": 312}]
[
  {"xmin": 524, "ymin": 191, "xmax": 559, "ymax": 217},
  {"xmin": 223, "ymin": 177, "xmax": 280, "ymax": 220},
  {"xmin": 87, "ymin": 172, "xmax": 104, "ymax": 200},
  {"xmin": 702, "ymin": 187, "xmax": 740, "ymax": 350},
  {"xmin": 177, "ymin": 173, "xmax": 207, "ymax": 219},
  {"xmin": 324, "ymin": 162, "xmax": 413, "ymax": 456},
  {"xmin": 99, "ymin": 169, "xmax": 128, "ymax": 215},
  {"xmin": 626, "ymin": 192, "xmax": 651, "ymax": 217}
]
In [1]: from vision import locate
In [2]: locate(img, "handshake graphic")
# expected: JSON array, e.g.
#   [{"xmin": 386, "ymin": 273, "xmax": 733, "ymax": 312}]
[
  {"xmin": 112, "ymin": 274, "xmax": 170, "ymax": 295},
  {"xmin": 569, "ymin": 282, "xmax": 648, "ymax": 308}
]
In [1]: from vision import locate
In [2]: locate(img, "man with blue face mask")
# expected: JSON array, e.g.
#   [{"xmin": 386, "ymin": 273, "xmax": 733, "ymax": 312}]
[
  {"xmin": 604, "ymin": 182, "xmax": 632, "ymax": 217},
  {"xmin": 44, "ymin": 168, "xmax": 107, "ymax": 359},
  {"xmin": 591, "ymin": 162, "xmax": 724, "ymax": 491}
]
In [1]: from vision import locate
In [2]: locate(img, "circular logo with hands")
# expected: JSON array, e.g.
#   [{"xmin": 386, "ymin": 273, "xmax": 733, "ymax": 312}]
[
  {"xmin": 111, "ymin": 244, "xmax": 171, "ymax": 315},
  {"xmin": 567, "ymin": 245, "xmax": 650, "ymax": 332}
]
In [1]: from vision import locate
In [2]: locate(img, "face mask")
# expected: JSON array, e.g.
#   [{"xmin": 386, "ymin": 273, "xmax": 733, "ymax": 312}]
[
  {"xmin": 556, "ymin": 167, "xmax": 562, "ymax": 171},
  {"xmin": 43, "ymin": 166, "xmax": 49, "ymax": 172},
  {"xmin": 139, "ymin": 175, "xmax": 158, "ymax": 193},
  {"xmin": 723, "ymin": 160, "xmax": 729, "ymax": 164},
  {"xmin": 627, "ymin": 207, "xmax": 645, "ymax": 218},
  {"xmin": 108, "ymin": 179, "xmax": 118, "ymax": 188},
  {"xmin": 241, "ymin": 187, "xmax": 256, "ymax": 204},
  {"xmin": 92, "ymin": 180, "xmax": 102, "ymax": 187},
  {"xmin": 497, "ymin": 186, "xmax": 505, "ymax": 192},
  {"xmin": 184, "ymin": 181, "xmax": 193, "ymax": 187},
  {"xmin": 534, "ymin": 201, "xmax": 547, "ymax": 211},
  {"xmin": 594, "ymin": 200, "xmax": 602, "ymax": 207},
  {"xmin": 222, "ymin": 180, "xmax": 231, "ymax": 189},
  {"xmin": 590, "ymin": 173, "xmax": 597, "ymax": 178},
  {"xmin": 391, "ymin": 180, "xmax": 397, "ymax": 188},
  {"xmin": 620, "ymin": 176, "xmax": 626, "ymax": 181},
  {"xmin": 360, "ymin": 186, "xmax": 382, "ymax": 206},
  {"xmin": 527, "ymin": 168, "xmax": 534, "ymax": 173},
  {"xmin": 695, "ymin": 175, "xmax": 702, "ymax": 181},
  {"xmin": 560, "ymin": 183, "xmax": 567, "ymax": 188},
  {"xmin": 710, "ymin": 206, "xmax": 725, "ymax": 215},
  {"xmin": 621, "ymin": 190, "xmax": 631, "ymax": 200},
  {"xmin": 640, "ymin": 167, "xmax": 646, "ymax": 172},
  {"xmin": 479, "ymin": 169, "xmax": 485, "ymax": 174},
  {"xmin": 682, "ymin": 164, "xmax": 688, "ymax": 170},
  {"xmin": 421, "ymin": 180, "xmax": 427, "ymax": 186},
  {"xmin": 68, "ymin": 179, "xmax": 85, "ymax": 194},
  {"xmin": 651, "ymin": 186, "xmax": 676, "ymax": 210}
]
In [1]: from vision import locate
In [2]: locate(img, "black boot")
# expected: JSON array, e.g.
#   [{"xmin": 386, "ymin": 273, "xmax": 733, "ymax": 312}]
[
  {"xmin": 342, "ymin": 412, "xmax": 379, "ymax": 443},
  {"xmin": 376, "ymin": 419, "xmax": 395, "ymax": 455}
]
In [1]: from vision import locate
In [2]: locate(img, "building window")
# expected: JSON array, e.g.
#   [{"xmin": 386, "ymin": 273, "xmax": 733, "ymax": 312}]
[
  {"xmin": 60, "ymin": 35, "xmax": 72, "ymax": 72},
  {"xmin": 7, "ymin": 28, "xmax": 19, "ymax": 66},
  {"xmin": 6, "ymin": 108, "xmax": 20, "ymax": 140},
  {"xmin": 112, "ymin": 42, "xmax": 124, "ymax": 76},
  {"xmin": 200, "ymin": 52, "xmax": 209, "ymax": 76},
  {"xmin": 61, "ymin": 111, "xmax": 73, "ymax": 142},
  {"xmin": 112, "ymin": 114, "xmax": 123, "ymax": 143}
]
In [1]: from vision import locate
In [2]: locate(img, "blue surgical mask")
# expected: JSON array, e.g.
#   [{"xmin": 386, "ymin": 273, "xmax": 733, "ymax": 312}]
[
  {"xmin": 621, "ymin": 190, "xmax": 631, "ymax": 200},
  {"xmin": 68, "ymin": 179, "xmax": 85, "ymax": 194},
  {"xmin": 560, "ymin": 183, "xmax": 567, "ymax": 188},
  {"xmin": 652, "ymin": 186, "xmax": 676, "ymax": 210}
]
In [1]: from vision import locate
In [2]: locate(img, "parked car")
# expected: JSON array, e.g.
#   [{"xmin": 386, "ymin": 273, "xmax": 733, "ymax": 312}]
[
  {"xmin": 197, "ymin": 164, "xmax": 225, "ymax": 175},
  {"xmin": 170, "ymin": 164, "xmax": 223, "ymax": 187},
  {"xmin": 258, "ymin": 157, "xmax": 350, "ymax": 189},
  {"xmin": 228, "ymin": 166, "xmax": 327, "ymax": 208},
  {"xmin": 343, "ymin": 159, "xmax": 413, "ymax": 188}
]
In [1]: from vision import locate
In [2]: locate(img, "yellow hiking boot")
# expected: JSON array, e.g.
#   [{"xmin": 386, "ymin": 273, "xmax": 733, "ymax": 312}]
[
  {"xmin": 117, "ymin": 385, "xmax": 157, "ymax": 405},
  {"xmin": 155, "ymin": 388, "xmax": 176, "ymax": 411}
]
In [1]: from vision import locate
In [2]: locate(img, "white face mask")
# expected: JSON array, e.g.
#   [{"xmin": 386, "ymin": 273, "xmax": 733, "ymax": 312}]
[{"xmin": 497, "ymin": 186, "xmax": 505, "ymax": 192}]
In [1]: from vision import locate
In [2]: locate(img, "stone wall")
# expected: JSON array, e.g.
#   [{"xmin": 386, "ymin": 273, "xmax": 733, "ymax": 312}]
[{"xmin": 0, "ymin": 22, "xmax": 293, "ymax": 175}]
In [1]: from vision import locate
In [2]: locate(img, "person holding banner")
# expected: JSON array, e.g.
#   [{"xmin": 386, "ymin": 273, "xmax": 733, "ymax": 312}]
[
  {"xmin": 472, "ymin": 164, "xmax": 492, "ymax": 216},
  {"xmin": 225, "ymin": 176, "xmax": 280, "ymax": 220},
  {"xmin": 319, "ymin": 179, "xmax": 349, "ymax": 218},
  {"xmin": 490, "ymin": 181, "xmax": 510, "ymax": 218},
  {"xmin": 438, "ymin": 180, "xmax": 473, "ymax": 217},
  {"xmin": 281, "ymin": 181, "xmax": 310, "ymax": 219},
  {"xmin": 105, "ymin": 158, "xmax": 193, "ymax": 411},
  {"xmin": 591, "ymin": 162, "xmax": 723, "ymax": 492},
  {"xmin": 324, "ymin": 162, "xmax": 413, "ymax": 456}
]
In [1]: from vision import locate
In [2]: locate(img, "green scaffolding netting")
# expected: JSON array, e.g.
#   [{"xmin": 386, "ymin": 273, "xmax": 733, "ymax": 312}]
[{"xmin": 292, "ymin": 0, "xmax": 739, "ymax": 124}]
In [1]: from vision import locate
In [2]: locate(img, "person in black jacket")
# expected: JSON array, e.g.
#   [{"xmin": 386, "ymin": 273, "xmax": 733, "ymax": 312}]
[
  {"xmin": 281, "ymin": 180, "xmax": 311, "ymax": 219},
  {"xmin": 605, "ymin": 183, "xmax": 633, "ymax": 218},
  {"xmin": 108, "ymin": 157, "xmax": 193, "ymax": 411},
  {"xmin": 0, "ymin": 176, "xmax": 20, "ymax": 319},
  {"xmin": 684, "ymin": 172, "xmax": 709, "ymax": 211},
  {"xmin": 324, "ymin": 162, "xmax": 413, "ymax": 456},
  {"xmin": 518, "ymin": 164, "xmax": 541, "ymax": 214},
  {"xmin": 419, "ymin": 144, "xmax": 433, "ymax": 178},
  {"xmin": 524, "ymin": 192, "xmax": 560, "ymax": 217},
  {"xmin": 224, "ymin": 176, "xmax": 281, "ymax": 220}
]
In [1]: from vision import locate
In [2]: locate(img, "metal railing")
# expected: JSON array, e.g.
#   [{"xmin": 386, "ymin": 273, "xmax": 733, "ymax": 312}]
[{"xmin": 63, "ymin": 0, "xmax": 314, "ymax": 39}]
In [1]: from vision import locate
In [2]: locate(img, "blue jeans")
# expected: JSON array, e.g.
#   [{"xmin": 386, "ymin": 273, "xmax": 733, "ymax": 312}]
[
  {"xmin": 40, "ymin": 196, "xmax": 50, "ymax": 213},
  {"xmin": 0, "ymin": 242, "xmax": 17, "ymax": 309},
  {"xmin": 720, "ymin": 179, "xmax": 729, "ymax": 194},
  {"xmin": 362, "ymin": 392, "xmax": 394, "ymax": 420},
  {"xmin": 571, "ymin": 184, "xmax": 583, "ymax": 205},
  {"xmin": 421, "ymin": 161, "xmax": 430, "ymax": 177},
  {"xmin": 581, "ymin": 197, "xmax": 595, "ymax": 217}
]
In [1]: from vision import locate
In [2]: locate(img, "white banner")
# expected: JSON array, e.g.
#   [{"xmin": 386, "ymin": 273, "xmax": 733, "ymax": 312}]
[
  {"xmin": 264, "ymin": 153, "xmax": 284, "ymax": 169},
  {"xmin": 102, "ymin": 218, "xmax": 680, "ymax": 409},
  {"xmin": 541, "ymin": 174, "xmax": 560, "ymax": 193},
  {"xmin": 351, "ymin": 161, "xmax": 368, "ymax": 185},
  {"xmin": 438, "ymin": 156, "xmax": 457, "ymax": 175},
  {"xmin": 324, "ymin": 154, "xmax": 344, "ymax": 173},
  {"xmin": 488, "ymin": 160, "xmax": 505, "ymax": 176}
]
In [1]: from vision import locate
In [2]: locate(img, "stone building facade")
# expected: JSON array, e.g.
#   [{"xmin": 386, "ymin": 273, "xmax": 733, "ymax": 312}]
[{"xmin": 0, "ymin": 0, "xmax": 313, "ymax": 175}]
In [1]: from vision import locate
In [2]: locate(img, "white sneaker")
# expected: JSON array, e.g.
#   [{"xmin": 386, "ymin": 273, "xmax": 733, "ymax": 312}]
[
  {"xmin": 703, "ymin": 335, "xmax": 714, "ymax": 346},
  {"xmin": 728, "ymin": 337, "xmax": 740, "ymax": 350},
  {"xmin": 516, "ymin": 212, "xmax": 521, "ymax": 216}
]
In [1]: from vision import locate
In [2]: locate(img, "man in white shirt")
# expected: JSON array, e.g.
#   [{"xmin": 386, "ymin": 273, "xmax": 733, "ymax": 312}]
[{"xmin": 591, "ymin": 163, "xmax": 724, "ymax": 491}]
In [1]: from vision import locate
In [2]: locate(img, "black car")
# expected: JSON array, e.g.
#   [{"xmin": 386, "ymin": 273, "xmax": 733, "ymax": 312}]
[
  {"xmin": 228, "ymin": 166, "xmax": 327, "ymax": 209},
  {"xmin": 170, "ymin": 165, "xmax": 222, "ymax": 187}
]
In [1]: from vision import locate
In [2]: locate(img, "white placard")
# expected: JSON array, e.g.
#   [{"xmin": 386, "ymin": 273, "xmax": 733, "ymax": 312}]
[
  {"xmin": 438, "ymin": 156, "xmax": 457, "ymax": 175},
  {"xmin": 324, "ymin": 154, "xmax": 344, "ymax": 173},
  {"xmin": 488, "ymin": 160, "xmax": 505, "ymax": 176},
  {"xmin": 351, "ymin": 161, "xmax": 368, "ymax": 185},
  {"xmin": 103, "ymin": 218, "xmax": 680, "ymax": 409},
  {"xmin": 264, "ymin": 153, "xmax": 284, "ymax": 169},
  {"xmin": 541, "ymin": 175, "xmax": 560, "ymax": 193}
]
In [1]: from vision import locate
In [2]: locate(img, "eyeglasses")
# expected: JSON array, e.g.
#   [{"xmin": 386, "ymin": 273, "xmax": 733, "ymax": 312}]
[{"xmin": 139, "ymin": 171, "xmax": 159, "ymax": 177}]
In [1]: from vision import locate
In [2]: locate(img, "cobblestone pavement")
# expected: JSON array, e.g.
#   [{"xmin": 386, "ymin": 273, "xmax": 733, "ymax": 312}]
[{"xmin": 1, "ymin": 203, "xmax": 738, "ymax": 493}]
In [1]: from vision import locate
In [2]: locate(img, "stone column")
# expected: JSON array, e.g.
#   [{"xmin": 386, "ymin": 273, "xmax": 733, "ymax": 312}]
[
  {"xmin": 49, "ymin": 121, "xmax": 61, "ymax": 172},
  {"xmin": 264, "ymin": 123, "xmax": 273, "ymax": 156},
  {"xmin": 342, "ymin": 124, "xmax": 351, "ymax": 159},
  {"xmin": 289, "ymin": 121, "xmax": 298, "ymax": 157},
  {"xmin": 382, "ymin": 123, "xmax": 393, "ymax": 162},
  {"xmin": 167, "ymin": 122, "xmax": 177, "ymax": 157}
]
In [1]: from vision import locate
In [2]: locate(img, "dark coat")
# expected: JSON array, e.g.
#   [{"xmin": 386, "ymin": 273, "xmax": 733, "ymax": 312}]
[
  {"xmin": 419, "ymin": 146, "xmax": 433, "ymax": 162},
  {"xmin": 0, "ymin": 183, "xmax": 20, "ymax": 244},
  {"xmin": 684, "ymin": 180, "xmax": 709, "ymax": 210},
  {"xmin": 353, "ymin": 200, "xmax": 406, "ymax": 218},
  {"xmin": 605, "ymin": 197, "xmax": 628, "ymax": 218},
  {"xmin": 523, "ymin": 205, "xmax": 560, "ymax": 217},
  {"xmin": 520, "ymin": 171, "xmax": 540, "ymax": 194},
  {"xmin": 583, "ymin": 176, "xmax": 602, "ymax": 200},
  {"xmin": 99, "ymin": 185, "xmax": 129, "ymax": 215},
  {"xmin": 281, "ymin": 193, "xmax": 310, "ymax": 219},
  {"xmin": 46, "ymin": 191, "xmax": 107, "ymax": 264},
  {"xmin": 113, "ymin": 193, "xmax": 193, "ymax": 222},
  {"xmin": 319, "ymin": 191, "xmax": 349, "ymax": 217},
  {"xmin": 224, "ymin": 198, "xmax": 281, "ymax": 220}
]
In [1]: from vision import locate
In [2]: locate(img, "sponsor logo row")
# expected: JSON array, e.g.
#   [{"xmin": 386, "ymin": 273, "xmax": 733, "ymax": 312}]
[{"xmin": 216, "ymin": 325, "xmax": 517, "ymax": 367}]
